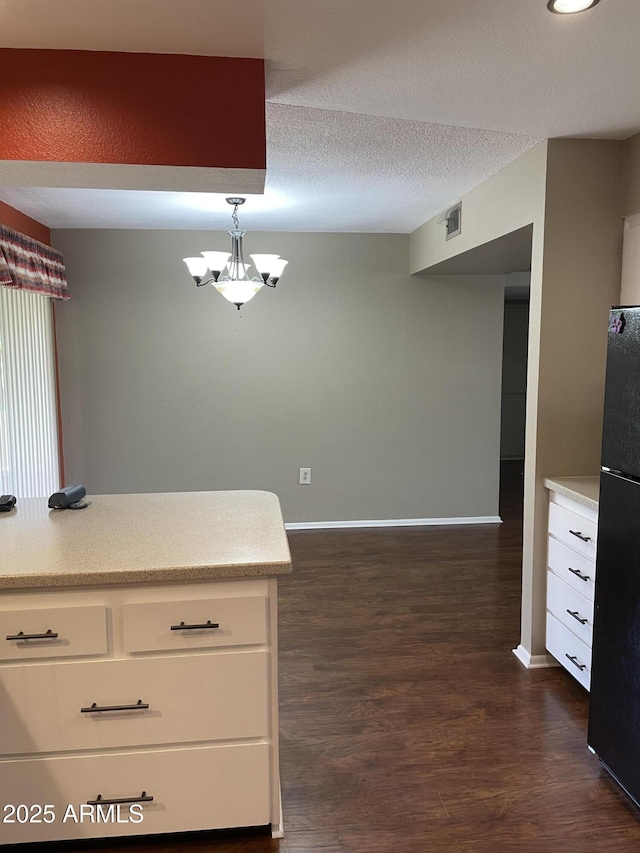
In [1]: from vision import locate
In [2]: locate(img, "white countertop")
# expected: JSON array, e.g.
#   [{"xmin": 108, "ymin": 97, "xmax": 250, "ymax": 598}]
[
  {"xmin": 544, "ymin": 476, "xmax": 600, "ymax": 512},
  {"xmin": 0, "ymin": 490, "xmax": 292, "ymax": 590}
]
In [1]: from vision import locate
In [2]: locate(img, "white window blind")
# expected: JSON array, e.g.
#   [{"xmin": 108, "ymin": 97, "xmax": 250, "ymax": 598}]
[{"xmin": 0, "ymin": 286, "xmax": 60, "ymax": 498}]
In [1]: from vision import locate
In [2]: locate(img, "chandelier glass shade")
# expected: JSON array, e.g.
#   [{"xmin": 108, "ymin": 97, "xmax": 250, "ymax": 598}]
[{"xmin": 183, "ymin": 198, "xmax": 288, "ymax": 310}]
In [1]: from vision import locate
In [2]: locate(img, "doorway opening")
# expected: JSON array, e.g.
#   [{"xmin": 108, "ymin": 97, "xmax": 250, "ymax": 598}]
[
  {"xmin": 500, "ymin": 275, "xmax": 530, "ymax": 523},
  {"xmin": 418, "ymin": 224, "xmax": 533, "ymax": 524}
]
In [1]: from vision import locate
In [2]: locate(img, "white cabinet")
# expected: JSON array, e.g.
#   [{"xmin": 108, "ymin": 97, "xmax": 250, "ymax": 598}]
[
  {"xmin": 121, "ymin": 595, "xmax": 267, "ymax": 652},
  {"xmin": 545, "ymin": 491, "xmax": 598, "ymax": 690},
  {"xmin": 0, "ymin": 578, "xmax": 282, "ymax": 845},
  {"xmin": 0, "ymin": 605, "xmax": 108, "ymax": 662},
  {"xmin": 0, "ymin": 744, "xmax": 271, "ymax": 844}
]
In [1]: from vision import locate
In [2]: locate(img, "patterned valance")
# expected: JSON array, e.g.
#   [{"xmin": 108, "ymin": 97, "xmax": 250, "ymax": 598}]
[{"xmin": 0, "ymin": 224, "xmax": 69, "ymax": 300}]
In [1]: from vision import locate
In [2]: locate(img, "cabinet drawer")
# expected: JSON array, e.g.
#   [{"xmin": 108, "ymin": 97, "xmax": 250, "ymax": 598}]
[
  {"xmin": 122, "ymin": 596, "xmax": 267, "ymax": 653},
  {"xmin": 548, "ymin": 536, "xmax": 596, "ymax": 600},
  {"xmin": 546, "ymin": 612, "xmax": 591, "ymax": 691},
  {"xmin": 0, "ymin": 651, "xmax": 267, "ymax": 755},
  {"xmin": 548, "ymin": 502, "xmax": 597, "ymax": 561},
  {"xmin": 546, "ymin": 571, "xmax": 594, "ymax": 647},
  {"xmin": 0, "ymin": 606, "xmax": 107, "ymax": 663},
  {"xmin": 0, "ymin": 742, "xmax": 270, "ymax": 844}
]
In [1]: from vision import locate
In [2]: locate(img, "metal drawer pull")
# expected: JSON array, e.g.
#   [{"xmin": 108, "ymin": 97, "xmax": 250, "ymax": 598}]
[
  {"xmin": 6, "ymin": 629, "xmax": 59, "ymax": 641},
  {"xmin": 569, "ymin": 529, "xmax": 591, "ymax": 543},
  {"xmin": 565, "ymin": 654, "xmax": 586, "ymax": 671},
  {"xmin": 87, "ymin": 791, "xmax": 153, "ymax": 806},
  {"xmin": 81, "ymin": 699, "xmax": 149, "ymax": 713},
  {"xmin": 568, "ymin": 567, "xmax": 590, "ymax": 582},
  {"xmin": 170, "ymin": 620, "xmax": 220, "ymax": 631},
  {"xmin": 566, "ymin": 609, "xmax": 588, "ymax": 625}
]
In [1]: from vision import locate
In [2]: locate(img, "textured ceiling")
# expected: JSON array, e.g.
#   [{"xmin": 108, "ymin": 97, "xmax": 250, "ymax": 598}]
[
  {"xmin": 0, "ymin": 0, "xmax": 638, "ymax": 232},
  {"xmin": 0, "ymin": 105, "xmax": 539, "ymax": 232},
  {"xmin": 0, "ymin": 0, "xmax": 265, "ymax": 58},
  {"xmin": 266, "ymin": 0, "xmax": 640, "ymax": 139}
]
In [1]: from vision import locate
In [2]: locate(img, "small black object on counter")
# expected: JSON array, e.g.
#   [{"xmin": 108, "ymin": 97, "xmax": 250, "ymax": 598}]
[
  {"xmin": 0, "ymin": 495, "xmax": 16, "ymax": 513},
  {"xmin": 48, "ymin": 484, "xmax": 88, "ymax": 510}
]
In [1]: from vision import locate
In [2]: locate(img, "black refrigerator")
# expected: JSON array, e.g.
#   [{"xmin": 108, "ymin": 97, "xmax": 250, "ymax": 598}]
[{"xmin": 588, "ymin": 305, "xmax": 640, "ymax": 805}]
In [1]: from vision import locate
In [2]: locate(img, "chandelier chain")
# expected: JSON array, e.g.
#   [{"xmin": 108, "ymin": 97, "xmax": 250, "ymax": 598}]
[{"xmin": 231, "ymin": 204, "xmax": 240, "ymax": 231}]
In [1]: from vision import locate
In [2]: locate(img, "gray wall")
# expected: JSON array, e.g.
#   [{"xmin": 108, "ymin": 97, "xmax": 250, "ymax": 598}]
[
  {"xmin": 523, "ymin": 139, "xmax": 622, "ymax": 657},
  {"xmin": 622, "ymin": 131, "xmax": 640, "ymax": 219},
  {"xmin": 53, "ymin": 230, "xmax": 505, "ymax": 523}
]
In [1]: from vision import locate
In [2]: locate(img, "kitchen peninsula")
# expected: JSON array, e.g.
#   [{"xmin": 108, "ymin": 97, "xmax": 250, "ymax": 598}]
[{"xmin": 0, "ymin": 490, "xmax": 291, "ymax": 845}]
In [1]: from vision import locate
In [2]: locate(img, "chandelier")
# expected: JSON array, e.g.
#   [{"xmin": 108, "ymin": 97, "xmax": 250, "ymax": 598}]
[{"xmin": 183, "ymin": 198, "xmax": 288, "ymax": 310}]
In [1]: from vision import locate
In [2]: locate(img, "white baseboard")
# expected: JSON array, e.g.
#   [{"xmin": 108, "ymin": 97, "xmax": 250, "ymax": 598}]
[
  {"xmin": 512, "ymin": 644, "xmax": 559, "ymax": 669},
  {"xmin": 286, "ymin": 516, "xmax": 502, "ymax": 531}
]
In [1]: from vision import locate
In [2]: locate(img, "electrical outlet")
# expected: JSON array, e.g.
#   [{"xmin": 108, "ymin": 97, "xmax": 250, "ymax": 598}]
[{"xmin": 299, "ymin": 467, "xmax": 311, "ymax": 485}]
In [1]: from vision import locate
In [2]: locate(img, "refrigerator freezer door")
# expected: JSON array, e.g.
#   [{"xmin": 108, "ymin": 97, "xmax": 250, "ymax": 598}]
[
  {"xmin": 588, "ymin": 471, "xmax": 640, "ymax": 805},
  {"xmin": 601, "ymin": 306, "xmax": 640, "ymax": 480}
]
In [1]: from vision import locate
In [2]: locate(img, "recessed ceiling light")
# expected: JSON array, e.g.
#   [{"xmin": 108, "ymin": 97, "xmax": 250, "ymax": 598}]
[{"xmin": 547, "ymin": 0, "xmax": 600, "ymax": 14}]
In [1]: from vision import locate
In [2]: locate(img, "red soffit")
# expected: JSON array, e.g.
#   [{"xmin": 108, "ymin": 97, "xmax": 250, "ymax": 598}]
[
  {"xmin": 0, "ymin": 200, "xmax": 50, "ymax": 245},
  {"xmin": 0, "ymin": 49, "xmax": 266, "ymax": 171}
]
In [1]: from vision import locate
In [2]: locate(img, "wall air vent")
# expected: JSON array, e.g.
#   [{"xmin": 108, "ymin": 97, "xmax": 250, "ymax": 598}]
[{"xmin": 445, "ymin": 202, "xmax": 462, "ymax": 241}]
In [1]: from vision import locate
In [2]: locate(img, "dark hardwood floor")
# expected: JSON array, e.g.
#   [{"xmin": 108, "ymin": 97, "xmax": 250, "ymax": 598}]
[{"xmin": 11, "ymin": 462, "xmax": 640, "ymax": 851}]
